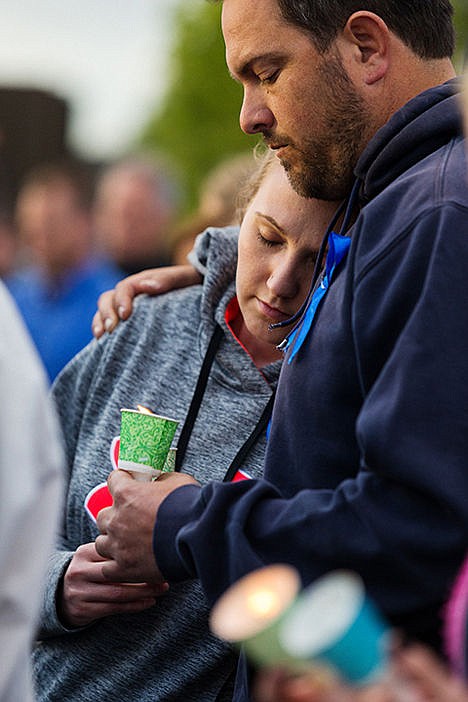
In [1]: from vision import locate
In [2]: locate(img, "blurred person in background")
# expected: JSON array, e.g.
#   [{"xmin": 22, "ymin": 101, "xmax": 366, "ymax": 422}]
[
  {"xmin": 5, "ymin": 159, "xmax": 123, "ymax": 382},
  {"xmin": 0, "ymin": 208, "xmax": 17, "ymax": 278},
  {"xmin": 93, "ymin": 153, "xmax": 179, "ymax": 275},
  {"xmin": 92, "ymin": 153, "xmax": 258, "ymax": 334},
  {"xmin": 170, "ymin": 152, "xmax": 258, "ymax": 265},
  {"xmin": 0, "ymin": 151, "xmax": 19, "ymax": 279},
  {"xmin": 0, "ymin": 279, "xmax": 63, "ymax": 702}
]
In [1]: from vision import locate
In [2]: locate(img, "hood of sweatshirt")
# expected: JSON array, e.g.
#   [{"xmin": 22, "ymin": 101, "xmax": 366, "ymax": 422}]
[
  {"xmin": 356, "ymin": 78, "xmax": 463, "ymax": 204},
  {"xmin": 197, "ymin": 225, "xmax": 281, "ymax": 392},
  {"xmin": 273, "ymin": 79, "xmax": 465, "ymax": 354}
]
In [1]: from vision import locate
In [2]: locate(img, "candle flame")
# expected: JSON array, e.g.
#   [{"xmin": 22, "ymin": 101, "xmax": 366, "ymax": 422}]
[
  {"xmin": 136, "ymin": 404, "xmax": 155, "ymax": 415},
  {"xmin": 246, "ymin": 588, "xmax": 282, "ymax": 620}
]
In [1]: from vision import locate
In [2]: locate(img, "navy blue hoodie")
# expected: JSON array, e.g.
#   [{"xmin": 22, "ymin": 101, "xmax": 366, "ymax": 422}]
[{"xmin": 155, "ymin": 80, "xmax": 468, "ymax": 695}]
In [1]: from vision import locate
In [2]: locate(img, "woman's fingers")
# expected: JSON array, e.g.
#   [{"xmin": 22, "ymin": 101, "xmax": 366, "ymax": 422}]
[{"xmin": 59, "ymin": 543, "xmax": 168, "ymax": 627}]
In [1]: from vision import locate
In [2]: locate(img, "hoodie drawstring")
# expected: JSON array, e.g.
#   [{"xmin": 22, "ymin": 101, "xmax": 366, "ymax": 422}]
[{"xmin": 275, "ymin": 178, "xmax": 361, "ymax": 361}]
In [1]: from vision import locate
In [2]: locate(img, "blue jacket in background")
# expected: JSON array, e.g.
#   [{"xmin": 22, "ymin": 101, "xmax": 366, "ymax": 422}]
[
  {"xmin": 154, "ymin": 79, "xmax": 468, "ymax": 698},
  {"xmin": 6, "ymin": 257, "xmax": 123, "ymax": 382}
]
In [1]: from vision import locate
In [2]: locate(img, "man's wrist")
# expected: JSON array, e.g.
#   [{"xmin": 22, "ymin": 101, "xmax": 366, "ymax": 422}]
[{"xmin": 153, "ymin": 483, "xmax": 204, "ymax": 582}]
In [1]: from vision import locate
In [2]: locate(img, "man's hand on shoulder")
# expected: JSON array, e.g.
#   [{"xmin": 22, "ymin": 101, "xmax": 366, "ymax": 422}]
[{"xmin": 92, "ymin": 265, "xmax": 202, "ymax": 338}]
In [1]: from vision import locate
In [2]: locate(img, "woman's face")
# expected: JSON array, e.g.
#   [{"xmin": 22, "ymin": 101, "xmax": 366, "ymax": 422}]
[{"xmin": 235, "ymin": 158, "xmax": 338, "ymax": 352}]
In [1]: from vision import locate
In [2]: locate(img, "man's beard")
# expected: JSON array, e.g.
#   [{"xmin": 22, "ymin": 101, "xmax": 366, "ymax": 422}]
[{"xmin": 275, "ymin": 56, "xmax": 369, "ymax": 201}]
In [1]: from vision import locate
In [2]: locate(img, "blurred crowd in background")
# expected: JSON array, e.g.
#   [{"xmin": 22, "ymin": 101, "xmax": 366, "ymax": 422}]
[{"xmin": 0, "ymin": 88, "xmax": 259, "ymax": 381}]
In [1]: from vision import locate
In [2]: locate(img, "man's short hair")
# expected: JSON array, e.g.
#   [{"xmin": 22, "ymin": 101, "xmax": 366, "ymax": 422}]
[
  {"xmin": 276, "ymin": 0, "xmax": 454, "ymax": 59},
  {"xmin": 213, "ymin": 0, "xmax": 455, "ymax": 60}
]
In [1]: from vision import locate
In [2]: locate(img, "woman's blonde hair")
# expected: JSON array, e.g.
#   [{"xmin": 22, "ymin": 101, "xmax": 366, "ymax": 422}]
[{"xmin": 235, "ymin": 146, "xmax": 276, "ymax": 223}]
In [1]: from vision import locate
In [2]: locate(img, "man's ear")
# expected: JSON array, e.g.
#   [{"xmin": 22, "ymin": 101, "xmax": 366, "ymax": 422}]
[{"xmin": 342, "ymin": 11, "xmax": 390, "ymax": 85}]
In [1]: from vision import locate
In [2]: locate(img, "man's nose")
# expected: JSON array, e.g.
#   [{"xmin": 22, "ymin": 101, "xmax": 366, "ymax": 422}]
[{"xmin": 239, "ymin": 89, "xmax": 275, "ymax": 135}]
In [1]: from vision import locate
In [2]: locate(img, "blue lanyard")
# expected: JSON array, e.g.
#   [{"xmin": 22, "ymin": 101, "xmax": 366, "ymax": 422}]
[
  {"xmin": 272, "ymin": 178, "xmax": 360, "ymax": 364},
  {"xmin": 283, "ymin": 230, "xmax": 351, "ymax": 363}
]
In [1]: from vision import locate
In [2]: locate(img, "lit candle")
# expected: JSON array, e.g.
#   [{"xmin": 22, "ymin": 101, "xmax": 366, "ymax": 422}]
[
  {"xmin": 136, "ymin": 404, "xmax": 155, "ymax": 415},
  {"xmin": 210, "ymin": 564, "xmax": 304, "ymax": 668},
  {"xmin": 246, "ymin": 587, "xmax": 283, "ymax": 620},
  {"xmin": 118, "ymin": 405, "xmax": 179, "ymax": 481},
  {"xmin": 210, "ymin": 566, "xmax": 390, "ymax": 689}
]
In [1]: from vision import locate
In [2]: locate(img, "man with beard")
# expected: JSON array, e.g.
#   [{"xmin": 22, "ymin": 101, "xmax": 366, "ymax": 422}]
[{"xmin": 95, "ymin": 1, "xmax": 468, "ymax": 697}]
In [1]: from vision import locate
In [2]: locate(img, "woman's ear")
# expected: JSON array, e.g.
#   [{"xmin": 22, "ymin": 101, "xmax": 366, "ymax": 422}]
[{"xmin": 342, "ymin": 11, "xmax": 390, "ymax": 85}]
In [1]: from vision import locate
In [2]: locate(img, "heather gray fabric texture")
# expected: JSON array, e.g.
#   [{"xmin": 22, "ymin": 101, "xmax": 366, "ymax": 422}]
[
  {"xmin": 188, "ymin": 225, "xmax": 238, "ymax": 278},
  {"xmin": 32, "ymin": 226, "xmax": 281, "ymax": 702}
]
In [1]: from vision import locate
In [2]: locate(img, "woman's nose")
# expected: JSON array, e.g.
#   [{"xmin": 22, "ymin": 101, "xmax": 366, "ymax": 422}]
[
  {"xmin": 267, "ymin": 261, "xmax": 300, "ymax": 301},
  {"xmin": 239, "ymin": 89, "xmax": 275, "ymax": 135}
]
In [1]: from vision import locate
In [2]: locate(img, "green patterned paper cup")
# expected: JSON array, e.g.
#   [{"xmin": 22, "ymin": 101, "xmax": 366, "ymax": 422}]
[
  {"xmin": 118, "ymin": 409, "xmax": 179, "ymax": 481},
  {"xmin": 161, "ymin": 448, "xmax": 177, "ymax": 474}
]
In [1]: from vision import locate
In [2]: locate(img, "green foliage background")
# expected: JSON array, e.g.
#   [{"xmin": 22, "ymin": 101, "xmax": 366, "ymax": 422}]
[
  {"xmin": 455, "ymin": 0, "xmax": 468, "ymax": 61},
  {"xmin": 141, "ymin": 1, "xmax": 255, "ymax": 214},
  {"xmin": 141, "ymin": 0, "xmax": 468, "ymax": 215}
]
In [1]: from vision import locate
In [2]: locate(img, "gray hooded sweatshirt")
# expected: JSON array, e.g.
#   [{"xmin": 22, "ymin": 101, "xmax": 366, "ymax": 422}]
[{"xmin": 32, "ymin": 227, "xmax": 281, "ymax": 702}]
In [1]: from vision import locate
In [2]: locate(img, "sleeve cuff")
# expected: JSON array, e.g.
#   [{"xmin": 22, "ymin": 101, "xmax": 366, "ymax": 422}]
[
  {"xmin": 153, "ymin": 484, "xmax": 204, "ymax": 583},
  {"xmin": 37, "ymin": 551, "xmax": 76, "ymax": 638}
]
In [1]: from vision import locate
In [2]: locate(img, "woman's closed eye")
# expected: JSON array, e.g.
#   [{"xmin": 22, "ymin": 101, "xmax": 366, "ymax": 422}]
[{"xmin": 256, "ymin": 231, "xmax": 281, "ymax": 248}]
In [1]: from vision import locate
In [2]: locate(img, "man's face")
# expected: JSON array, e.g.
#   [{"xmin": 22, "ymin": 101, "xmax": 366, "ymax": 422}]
[
  {"xmin": 94, "ymin": 172, "xmax": 171, "ymax": 265},
  {"xmin": 16, "ymin": 182, "xmax": 88, "ymax": 276},
  {"xmin": 222, "ymin": 0, "xmax": 369, "ymax": 200}
]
